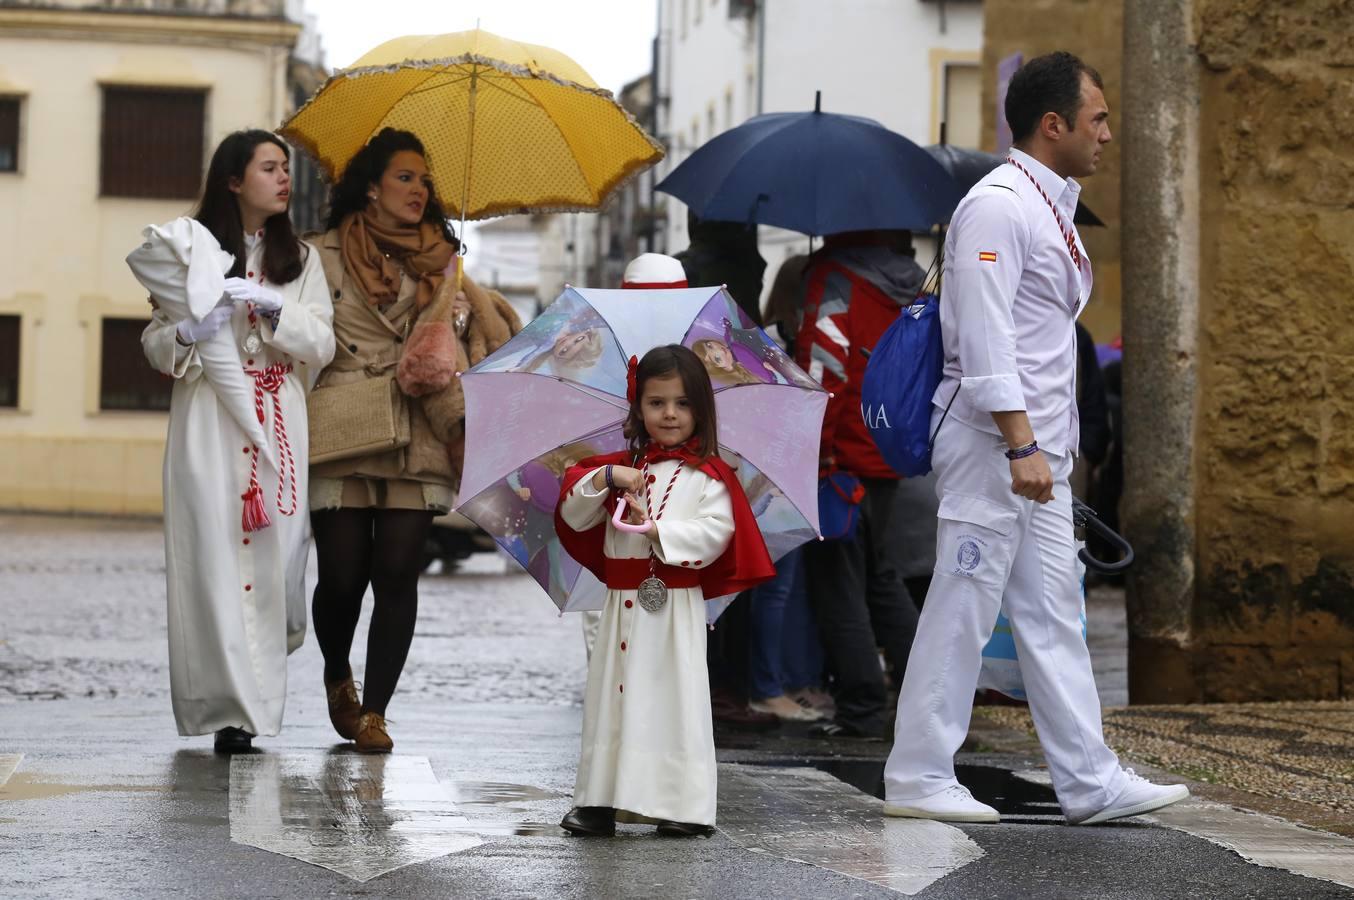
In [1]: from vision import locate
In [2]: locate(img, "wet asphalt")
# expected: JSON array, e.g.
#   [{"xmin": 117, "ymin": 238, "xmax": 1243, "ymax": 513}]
[{"xmin": 2, "ymin": 513, "xmax": 1351, "ymax": 899}]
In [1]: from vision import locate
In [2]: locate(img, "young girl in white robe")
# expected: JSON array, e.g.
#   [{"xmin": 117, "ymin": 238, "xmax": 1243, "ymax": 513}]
[
  {"xmin": 554, "ymin": 344, "xmax": 774, "ymax": 836},
  {"xmin": 138, "ymin": 130, "xmax": 335, "ymax": 752}
]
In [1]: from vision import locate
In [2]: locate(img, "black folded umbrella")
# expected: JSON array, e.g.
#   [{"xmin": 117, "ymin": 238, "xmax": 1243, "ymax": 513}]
[
  {"xmin": 925, "ymin": 144, "xmax": 1105, "ymax": 227},
  {"xmin": 1072, "ymin": 498, "xmax": 1133, "ymax": 572}
]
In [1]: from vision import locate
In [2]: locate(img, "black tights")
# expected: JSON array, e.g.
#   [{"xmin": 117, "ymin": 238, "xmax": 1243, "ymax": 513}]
[{"xmin": 311, "ymin": 507, "xmax": 434, "ymax": 717}]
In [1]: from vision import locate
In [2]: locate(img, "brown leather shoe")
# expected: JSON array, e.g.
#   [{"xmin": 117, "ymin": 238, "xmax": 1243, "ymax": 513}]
[
  {"xmin": 355, "ymin": 711, "xmax": 393, "ymax": 754},
  {"xmin": 325, "ymin": 674, "xmax": 361, "ymax": 741}
]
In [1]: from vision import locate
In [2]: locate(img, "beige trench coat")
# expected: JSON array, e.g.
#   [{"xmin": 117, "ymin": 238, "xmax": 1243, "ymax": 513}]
[
  {"xmin": 309, "ymin": 227, "xmax": 524, "ymax": 505},
  {"xmin": 310, "ymin": 229, "xmax": 457, "ymax": 496}
]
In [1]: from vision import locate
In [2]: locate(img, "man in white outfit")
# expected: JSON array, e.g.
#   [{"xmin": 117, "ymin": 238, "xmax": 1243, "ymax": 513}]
[{"xmin": 882, "ymin": 51, "xmax": 1189, "ymax": 825}]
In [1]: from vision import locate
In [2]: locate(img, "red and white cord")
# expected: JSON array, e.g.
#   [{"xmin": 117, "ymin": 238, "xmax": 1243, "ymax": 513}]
[
  {"xmin": 241, "ymin": 362, "xmax": 297, "ymax": 533},
  {"xmin": 1006, "ymin": 156, "xmax": 1082, "ymax": 269}
]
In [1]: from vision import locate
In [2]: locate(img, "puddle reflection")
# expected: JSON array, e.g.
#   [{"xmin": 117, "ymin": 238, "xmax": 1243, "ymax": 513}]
[{"xmin": 229, "ymin": 752, "xmax": 484, "ymax": 882}]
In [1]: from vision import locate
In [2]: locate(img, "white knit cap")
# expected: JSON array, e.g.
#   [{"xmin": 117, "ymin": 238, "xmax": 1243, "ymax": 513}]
[{"xmin": 621, "ymin": 253, "xmax": 688, "ymax": 288}]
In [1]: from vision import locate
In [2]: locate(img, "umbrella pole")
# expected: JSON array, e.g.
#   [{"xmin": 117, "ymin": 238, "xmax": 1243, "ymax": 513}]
[{"xmin": 456, "ymin": 60, "xmax": 480, "ymax": 290}]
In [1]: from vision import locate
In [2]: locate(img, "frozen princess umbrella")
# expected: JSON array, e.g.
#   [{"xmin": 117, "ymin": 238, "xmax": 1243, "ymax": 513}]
[{"xmin": 455, "ymin": 283, "xmax": 828, "ymax": 621}]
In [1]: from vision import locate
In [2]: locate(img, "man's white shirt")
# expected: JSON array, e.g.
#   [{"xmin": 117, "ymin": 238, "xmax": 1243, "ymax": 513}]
[{"xmin": 935, "ymin": 146, "xmax": 1093, "ymax": 457}]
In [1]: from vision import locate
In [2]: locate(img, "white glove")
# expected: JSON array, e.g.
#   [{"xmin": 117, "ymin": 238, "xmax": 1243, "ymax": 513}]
[
  {"xmin": 223, "ymin": 277, "xmax": 283, "ymax": 314},
  {"xmin": 176, "ymin": 304, "xmax": 235, "ymax": 344}
]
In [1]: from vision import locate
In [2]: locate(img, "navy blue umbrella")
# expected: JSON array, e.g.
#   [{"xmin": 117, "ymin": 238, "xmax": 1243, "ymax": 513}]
[{"xmin": 655, "ymin": 94, "xmax": 963, "ymax": 236}]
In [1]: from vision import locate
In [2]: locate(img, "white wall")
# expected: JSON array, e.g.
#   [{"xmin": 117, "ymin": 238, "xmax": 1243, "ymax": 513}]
[
  {"xmin": 656, "ymin": 0, "xmax": 983, "ymax": 309},
  {"xmin": 658, "ymin": 0, "xmax": 758, "ymax": 250}
]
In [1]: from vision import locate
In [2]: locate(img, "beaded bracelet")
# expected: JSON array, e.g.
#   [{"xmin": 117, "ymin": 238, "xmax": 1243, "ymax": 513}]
[
  {"xmin": 604, "ymin": 464, "xmax": 614, "ymax": 490},
  {"xmin": 1004, "ymin": 441, "xmax": 1040, "ymax": 461}
]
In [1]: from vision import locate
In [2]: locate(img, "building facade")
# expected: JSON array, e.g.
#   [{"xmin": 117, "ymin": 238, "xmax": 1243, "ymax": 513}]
[
  {"xmin": 0, "ymin": 0, "xmax": 320, "ymax": 514},
  {"xmin": 653, "ymin": 0, "xmax": 984, "ymax": 300}
]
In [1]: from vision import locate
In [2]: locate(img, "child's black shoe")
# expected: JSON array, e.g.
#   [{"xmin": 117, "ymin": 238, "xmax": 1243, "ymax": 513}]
[{"xmin": 560, "ymin": 806, "xmax": 616, "ymax": 836}]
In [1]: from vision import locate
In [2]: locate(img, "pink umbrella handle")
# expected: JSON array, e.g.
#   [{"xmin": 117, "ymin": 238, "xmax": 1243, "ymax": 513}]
[{"xmin": 612, "ymin": 498, "xmax": 654, "ymax": 533}]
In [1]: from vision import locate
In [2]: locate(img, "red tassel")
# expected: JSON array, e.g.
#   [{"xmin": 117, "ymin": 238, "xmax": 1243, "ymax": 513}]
[{"xmin": 241, "ymin": 481, "xmax": 271, "ymax": 533}]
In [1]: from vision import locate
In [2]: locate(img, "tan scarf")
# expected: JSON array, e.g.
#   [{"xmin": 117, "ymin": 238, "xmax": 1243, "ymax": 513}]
[{"xmin": 339, "ymin": 210, "xmax": 455, "ymax": 310}]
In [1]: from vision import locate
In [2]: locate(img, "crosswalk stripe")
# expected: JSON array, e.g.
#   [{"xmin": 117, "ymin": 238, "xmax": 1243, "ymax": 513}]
[{"xmin": 719, "ymin": 764, "xmax": 984, "ymax": 895}]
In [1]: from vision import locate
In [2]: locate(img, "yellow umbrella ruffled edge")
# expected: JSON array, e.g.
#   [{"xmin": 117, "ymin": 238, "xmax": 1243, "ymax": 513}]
[{"xmin": 278, "ymin": 52, "xmax": 666, "ymax": 222}]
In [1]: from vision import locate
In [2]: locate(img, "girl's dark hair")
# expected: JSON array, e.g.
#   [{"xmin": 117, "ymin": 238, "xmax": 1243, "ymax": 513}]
[
  {"xmin": 624, "ymin": 344, "xmax": 719, "ymax": 458},
  {"xmin": 1005, "ymin": 51, "xmax": 1104, "ymax": 143},
  {"xmin": 194, "ymin": 129, "xmax": 303, "ymax": 285},
  {"xmin": 324, "ymin": 127, "xmax": 456, "ymax": 243}
]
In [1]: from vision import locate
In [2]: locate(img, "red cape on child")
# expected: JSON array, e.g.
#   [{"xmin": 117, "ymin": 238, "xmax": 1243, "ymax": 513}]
[{"xmin": 555, "ymin": 445, "xmax": 776, "ymax": 598}]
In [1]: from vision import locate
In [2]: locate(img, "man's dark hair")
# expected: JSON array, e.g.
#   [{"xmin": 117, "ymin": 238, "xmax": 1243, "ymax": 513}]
[{"xmin": 1004, "ymin": 51, "xmax": 1104, "ymax": 143}]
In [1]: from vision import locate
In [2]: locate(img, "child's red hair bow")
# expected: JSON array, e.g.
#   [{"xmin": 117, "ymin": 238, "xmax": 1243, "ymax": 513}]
[{"xmin": 625, "ymin": 355, "xmax": 639, "ymax": 403}]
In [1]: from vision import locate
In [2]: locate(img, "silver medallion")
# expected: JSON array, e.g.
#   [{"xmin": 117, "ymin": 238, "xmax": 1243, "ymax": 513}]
[
  {"xmin": 637, "ymin": 576, "xmax": 668, "ymax": 612},
  {"xmin": 243, "ymin": 330, "xmax": 263, "ymax": 354}
]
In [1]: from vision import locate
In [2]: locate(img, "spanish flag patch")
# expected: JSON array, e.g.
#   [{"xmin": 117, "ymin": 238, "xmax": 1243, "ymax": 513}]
[{"xmin": 978, "ymin": 251, "xmax": 999, "ymax": 263}]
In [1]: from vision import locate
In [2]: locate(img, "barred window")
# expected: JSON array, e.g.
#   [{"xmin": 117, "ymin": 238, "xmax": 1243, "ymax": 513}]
[
  {"xmin": 0, "ymin": 314, "xmax": 18, "ymax": 407},
  {"xmin": 100, "ymin": 318, "xmax": 171, "ymax": 411},
  {"xmin": 0, "ymin": 98, "xmax": 19, "ymax": 173},
  {"xmin": 100, "ymin": 87, "xmax": 205, "ymax": 199}
]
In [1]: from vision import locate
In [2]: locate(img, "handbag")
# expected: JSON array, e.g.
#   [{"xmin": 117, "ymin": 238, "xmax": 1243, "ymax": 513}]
[
  {"xmin": 817, "ymin": 469, "xmax": 866, "ymax": 540},
  {"xmin": 308, "ymin": 300, "xmax": 413, "ymax": 464},
  {"xmin": 307, "ymin": 369, "xmax": 411, "ymax": 464}
]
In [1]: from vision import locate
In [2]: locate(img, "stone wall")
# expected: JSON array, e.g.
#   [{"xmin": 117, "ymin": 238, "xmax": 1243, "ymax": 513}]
[
  {"xmin": 1187, "ymin": 0, "xmax": 1354, "ymax": 700},
  {"xmin": 985, "ymin": 0, "xmax": 1354, "ymax": 701},
  {"xmin": 979, "ymin": 0, "xmax": 1123, "ymax": 343}
]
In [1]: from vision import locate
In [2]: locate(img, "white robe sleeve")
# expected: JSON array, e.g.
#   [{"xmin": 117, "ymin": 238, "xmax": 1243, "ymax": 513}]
[
  {"xmin": 262, "ymin": 243, "xmax": 335, "ymax": 368},
  {"xmin": 559, "ymin": 467, "xmax": 610, "ymax": 532},
  {"xmin": 651, "ymin": 475, "xmax": 734, "ymax": 569},
  {"xmin": 141, "ymin": 307, "xmax": 199, "ymax": 380}
]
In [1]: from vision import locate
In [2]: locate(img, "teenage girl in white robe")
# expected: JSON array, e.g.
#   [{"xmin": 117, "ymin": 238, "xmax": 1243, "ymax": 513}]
[{"xmin": 140, "ymin": 130, "xmax": 334, "ymax": 752}]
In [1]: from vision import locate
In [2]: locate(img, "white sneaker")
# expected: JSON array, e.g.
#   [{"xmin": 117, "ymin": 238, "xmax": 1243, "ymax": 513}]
[
  {"xmin": 1069, "ymin": 769, "xmax": 1190, "ymax": 825},
  {"xmin": 883, "ymin": 783, "xmax": 1000, "ymax": 823}
]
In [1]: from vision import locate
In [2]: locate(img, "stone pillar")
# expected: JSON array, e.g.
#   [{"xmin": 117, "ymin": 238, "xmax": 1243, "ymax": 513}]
[
  {"xmin": 1120, "ymin": 0, "xmax": 1201, "ymax": 702},
  {"xmin": 1123, "ymin": 0, "xmax": 1354, "ymax": 702}
]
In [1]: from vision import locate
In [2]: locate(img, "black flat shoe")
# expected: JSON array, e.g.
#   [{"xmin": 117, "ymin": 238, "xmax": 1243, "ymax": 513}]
[
  {"xmin": 560, "ymin": 806, "xmax": 616, "ymax": 836},
  {"xmin": 213, "ymin": 727, "xmax": 254, "ymax": 753},
  {"xmin": 656, "ymin": 820, "xmax": 715, "ymax": 837}
]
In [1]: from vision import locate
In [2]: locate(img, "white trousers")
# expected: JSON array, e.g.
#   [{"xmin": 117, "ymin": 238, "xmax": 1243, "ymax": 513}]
[{"xmin": 883, "ymin": 419, "xmax": 1126, "ymax": 821}]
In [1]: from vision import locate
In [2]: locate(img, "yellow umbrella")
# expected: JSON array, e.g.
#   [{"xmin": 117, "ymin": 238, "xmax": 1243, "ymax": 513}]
[{"xmin": 279, "ymin": 28, "xmax": 664, "ymax": 223}]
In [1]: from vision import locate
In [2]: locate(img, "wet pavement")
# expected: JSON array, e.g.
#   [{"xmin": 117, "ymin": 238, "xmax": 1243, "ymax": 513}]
[{"xmin": 3, "ymin": 513, "xmax": 1354, "ymax": 898}]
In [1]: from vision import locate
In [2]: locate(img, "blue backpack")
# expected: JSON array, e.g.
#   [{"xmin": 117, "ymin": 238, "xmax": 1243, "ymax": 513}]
[{"xmin": 859, "ymin": 294, "xmax": 947, "ymax": 477}]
